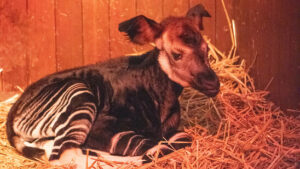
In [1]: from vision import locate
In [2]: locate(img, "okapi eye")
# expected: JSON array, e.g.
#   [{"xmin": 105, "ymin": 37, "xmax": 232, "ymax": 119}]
[{"xmin": 171, "ymin": 52, "xmax": 182, "ymax": 60}]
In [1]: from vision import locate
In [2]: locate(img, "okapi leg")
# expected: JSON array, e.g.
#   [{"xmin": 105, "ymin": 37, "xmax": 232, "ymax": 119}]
[
  {"xmin": 109, "ymin": 130, "xmax": 156, "ymax": 156},
  {"xmin": 142, "ymin": 99, "xmax": 192, "ymax": 163},
  {"xmin": 48, "ymin": 89, "xmax": 97, "ymax": 163},
  {"xmin": 166, "ymin": 131, "xmax": 192, "ymax": 150},
  {"xmin": 142, "ymin": 131, "xmax": 192, "ymax": 163}
]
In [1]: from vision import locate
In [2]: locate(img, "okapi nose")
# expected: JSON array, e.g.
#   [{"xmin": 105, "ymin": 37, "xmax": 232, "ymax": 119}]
[
  {"xmin": 196, "ymin": 69, "xmax": 220, "ymax": 90},
  {"xmin": 198, "ymin": 70, "xmax": 215, "ymax": 81}
]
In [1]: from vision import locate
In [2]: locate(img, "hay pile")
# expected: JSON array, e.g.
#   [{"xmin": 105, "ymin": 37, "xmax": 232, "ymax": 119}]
[{"xmin": 0, "ymin": 1, "xmax": 299, "ymax": 169}]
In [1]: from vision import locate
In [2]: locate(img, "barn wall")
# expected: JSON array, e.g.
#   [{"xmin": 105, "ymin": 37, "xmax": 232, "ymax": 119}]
[
  {"xmin": 0, "ymin": 0, "xmax": 299, "ymax": 111},
  {"xmin": 232, "ymin": 0, "xmax": 300, "ymax": 111}
]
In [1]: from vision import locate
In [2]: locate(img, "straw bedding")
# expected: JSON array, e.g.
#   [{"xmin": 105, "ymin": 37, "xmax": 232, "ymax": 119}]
[{"xmin": 0, "ymin": 2, "xmax": 299, "ymax": 169}]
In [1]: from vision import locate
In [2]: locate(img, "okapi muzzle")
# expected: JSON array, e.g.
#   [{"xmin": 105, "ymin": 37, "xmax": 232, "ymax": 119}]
[{"xmin": 192, "ymin": 67, "xmax": 220, "ymax": 97}]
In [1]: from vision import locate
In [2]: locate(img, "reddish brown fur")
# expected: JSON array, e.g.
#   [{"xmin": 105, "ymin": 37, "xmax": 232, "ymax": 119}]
[{"xmin": 133, "ymin": 17, "xmax": 162, "ymax": 45}]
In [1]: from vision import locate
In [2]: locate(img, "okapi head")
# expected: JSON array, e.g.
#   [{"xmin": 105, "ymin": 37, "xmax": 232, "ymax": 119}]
[{"xmin": 119, "ymin": 4, "xmax": 220, "ymax": 97}]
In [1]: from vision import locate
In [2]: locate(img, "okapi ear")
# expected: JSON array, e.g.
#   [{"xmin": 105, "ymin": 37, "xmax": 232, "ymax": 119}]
[
  {"xmin": 186, "ymin": 4, "xmax": 211, "ymax": 30},
  {"xmin": 119, "ymin": 15, "xmax": 162, "ymax": 45}
]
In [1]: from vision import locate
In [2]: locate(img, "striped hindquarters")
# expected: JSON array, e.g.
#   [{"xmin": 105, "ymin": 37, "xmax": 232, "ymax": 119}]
[{"xmin": 9, "ymin": 79, "xmax": 98, "ymax": 159}]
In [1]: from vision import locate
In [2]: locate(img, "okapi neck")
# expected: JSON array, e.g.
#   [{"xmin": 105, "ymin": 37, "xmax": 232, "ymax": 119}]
[{"xmin": 127, "ymin": 47, "xmax": 183, "ymax": 97}]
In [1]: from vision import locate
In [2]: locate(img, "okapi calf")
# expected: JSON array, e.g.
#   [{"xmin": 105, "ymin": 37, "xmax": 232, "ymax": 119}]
[{"xmin": 6, "ymin": 4, "xmax": 219, "ymax": 169}]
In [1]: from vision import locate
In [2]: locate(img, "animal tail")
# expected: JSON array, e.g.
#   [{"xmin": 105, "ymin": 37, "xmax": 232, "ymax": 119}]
[
  {"xmin": 6, "ymin": 101, "xmax": 45, "ymax": 159},
  {"xmin": 11, "ymin": 135, "xmax": 45, "ymax": 159}
]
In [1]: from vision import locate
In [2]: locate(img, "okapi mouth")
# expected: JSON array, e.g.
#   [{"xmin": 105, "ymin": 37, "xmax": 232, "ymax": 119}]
[
  {"xmin": 202, "ymin": 88, "xmax": 220, "ymax": 97},
  {"xmin": 168, "ymin": 67, "xmax": 220, "ymax": 97},
  {"xmin": 191, "ymin": 72, "xmax": 220, "ymax": 97},
  {"xmin": 192, "ymin": 84, "xmax": 220, "ymax": 97}
]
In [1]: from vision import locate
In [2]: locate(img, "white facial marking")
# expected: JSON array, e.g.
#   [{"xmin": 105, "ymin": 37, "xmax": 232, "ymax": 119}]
[
  {"xmin": 157, "ymin": 33, "xmax": 190, "ymax": 87},
  {"xmin": 158, "ymin": 52, "xmax": 189, "ymax": 87}
]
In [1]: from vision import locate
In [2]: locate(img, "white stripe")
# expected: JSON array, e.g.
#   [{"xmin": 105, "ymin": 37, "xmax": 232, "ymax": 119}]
[
  {"xmin": 30, "ymin": 88, "xmax": 92, "ymax": 137},
  {"xmin": 54, "ymin": 123, "xmax": 90, "ymax": 142},
  {"xmin": 53, "ymin": 109, "xmax": 93, "ymax": 136},
  {"xmin": 52, "ymin": 139, "xmax": 81, "ymax": 151},
  {"xmin": 17, "ymin": 86, "xmax": 52, "ymax": 117},
  {"xmin": 16, "ymin": 88, "xmax": 54, "ymax": 132},
  {"xmin": 123, "ymin": 135, "xmax": 143, "ymax": 155},
  {"xmin": 21, "ymin": 82, "xmax": 74, "ymax": 130},
  {"xmin": 17, "ymin": 83, "xmax": 85, "ymax": 136},
  {"xmin": 43, "ymin": 100, "xmax": 97, "ymax": 135},
  {"xmin": 109, "ymin": 131, "xmax": 135, "ymax": 154},
  {"xmin": 168, "ymin": 132, "xmax": 190, "ymax": 142},
  {"xmin": 36, "ymin": 88, "xmax": 93, "ymax": 137},
  {"xmin": 131, "ymin": 138, "xmax": 150, "ymax": 156},
  {"xmin": 146, "ymin": 144, "xmax": 170, "ymax": 156},
  {"xmin": 49, "ymin": 89, "xmax": 94, "ymax": 129},
  {"xmin": 96, "ymin": 86, "xmax": 101, "ymax": 106},
  {"xmin": 42, "ymin": 83, "xmax": 91, "ymax": 130}
]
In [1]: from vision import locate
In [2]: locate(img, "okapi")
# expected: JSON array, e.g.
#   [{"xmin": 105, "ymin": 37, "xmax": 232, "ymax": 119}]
[{"xmin": 6, "ymin": 4, "xmax": 219, "ymax": 169}]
